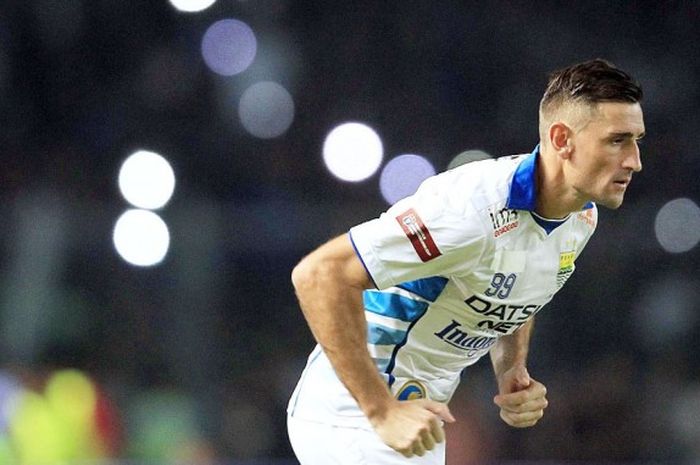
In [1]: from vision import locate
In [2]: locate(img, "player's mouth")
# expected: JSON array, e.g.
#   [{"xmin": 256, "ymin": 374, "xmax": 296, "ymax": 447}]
[{"xmin": 613, "ymin": 177, "xmax": 632, "ymax": 189}]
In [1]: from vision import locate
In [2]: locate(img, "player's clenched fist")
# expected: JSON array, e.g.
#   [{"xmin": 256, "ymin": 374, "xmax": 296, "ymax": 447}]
[
  {"xmin": 493, "ymin": 365, "xmax": 548, "ymax": 428},
  {"xmin": 370, "ymin": 399, "xmax": 456, "ymax": 458}
]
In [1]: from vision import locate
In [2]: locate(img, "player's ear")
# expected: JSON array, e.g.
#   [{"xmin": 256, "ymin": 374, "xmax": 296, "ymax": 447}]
[{"xmin": 548, "ymin": 122, "xmax": 573, "ymax": 160}]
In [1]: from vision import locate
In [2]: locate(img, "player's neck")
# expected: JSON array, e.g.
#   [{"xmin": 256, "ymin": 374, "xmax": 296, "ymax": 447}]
[{"xmin": 536, "ymin": 147, "xmax": 588, "ymax": 218}]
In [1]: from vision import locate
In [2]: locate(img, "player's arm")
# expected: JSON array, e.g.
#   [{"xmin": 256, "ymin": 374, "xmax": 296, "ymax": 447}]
[
  {"xmin": 291, "ymin": 233, "xmax": 454, "ymax": 457},
  {"xmin": 489, "ymin": 318, "xmax": 548, "ymax": 428}
]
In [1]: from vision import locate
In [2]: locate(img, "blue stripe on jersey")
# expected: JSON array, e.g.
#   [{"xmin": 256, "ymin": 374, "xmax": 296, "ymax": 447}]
[
  {"xmin": 363, "ymin": 291, "xmax": 429, "ymax": 322},
  {"xmin": 374, "ymin": 358, "xmax": 391, "ymax": 371},
  {"xmin": 363, "ymin": 278, "xmax": 449, "ymax": 384},
  {"xmin": 385, "ymin": 315, "xmax": 428, "ymax": 386},
  {"xmin": 396, "ymin": 276, "xmax": 449, "ymax": 302},
  {"xmin": 367, "ymin": 323, "xmax": 406, "ymax": 345}
]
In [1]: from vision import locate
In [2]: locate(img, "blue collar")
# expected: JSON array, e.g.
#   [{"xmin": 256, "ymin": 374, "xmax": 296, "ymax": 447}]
[{"xmin": 506, "ymin": 145, "xmax": 594, "ymax": 212}]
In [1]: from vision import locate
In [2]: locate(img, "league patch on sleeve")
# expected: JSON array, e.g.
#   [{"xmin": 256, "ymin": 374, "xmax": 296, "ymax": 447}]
[{"xmin": 396, "ymin": 208, "xmax": 442, "ymax": 262}]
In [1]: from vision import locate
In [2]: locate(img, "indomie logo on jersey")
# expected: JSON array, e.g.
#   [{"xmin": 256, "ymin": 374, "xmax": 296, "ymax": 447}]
[
  {"xmin": 489, "ymin": 207, "xmax": 519, "ymax": 237},
  {"xmin": 434, "ymin": 320, "xmax": 497, "ymax": 351},
  {"xmin": 396, "ymin": 208, "xmax": 442, "ymax": 262},
  {"xmin": 396, "ymin": 380, "xmax": 427, "ymax": 401}
]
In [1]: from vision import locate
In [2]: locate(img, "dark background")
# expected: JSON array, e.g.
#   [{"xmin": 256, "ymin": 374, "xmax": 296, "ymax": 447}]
[{"xmin": 0, "ymin": 1, "xmax": 699, "ymax": 463}]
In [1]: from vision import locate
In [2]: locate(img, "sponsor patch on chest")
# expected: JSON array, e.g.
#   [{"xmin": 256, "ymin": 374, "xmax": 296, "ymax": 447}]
[{"xmin": 488, "ymin": 207, "xmax": 519, "ymax": 237}]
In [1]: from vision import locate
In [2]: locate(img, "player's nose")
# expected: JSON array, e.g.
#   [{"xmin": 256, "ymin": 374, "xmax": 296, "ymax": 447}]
[{"xmin": 624, "ymin": 142, "xmax": 642, "ymax": 173}]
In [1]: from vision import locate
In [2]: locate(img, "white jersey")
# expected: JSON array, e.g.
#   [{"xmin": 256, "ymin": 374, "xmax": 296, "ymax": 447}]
[{"xmin": 288, "ymin": 146, "xmax": 598, "ymax": 429}]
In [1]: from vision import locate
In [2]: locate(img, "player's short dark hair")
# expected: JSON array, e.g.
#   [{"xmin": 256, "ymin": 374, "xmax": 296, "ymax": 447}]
[{"xmin": 540, "ymin": 59, "xmax": 643, "ymax": 113}]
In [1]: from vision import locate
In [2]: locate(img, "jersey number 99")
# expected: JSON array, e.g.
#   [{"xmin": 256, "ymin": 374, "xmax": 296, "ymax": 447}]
[{"xmin": 484, "ymin": 273, "xmax": 517, "ymax": 299}]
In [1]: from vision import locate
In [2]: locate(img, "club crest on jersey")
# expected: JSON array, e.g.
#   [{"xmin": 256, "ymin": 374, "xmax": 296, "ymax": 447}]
[
  {"xmin": 396, "ymin": 209, "xmax": 442, "ymax": 262},
  {"xmin": 396, "ymin": 380, "xmax": 427, "ymax": 401},
  {"xmin": 488, "ymin": 207, "xmax": 519, "ymax": 237},
  {"xmin": 556, "ymin": 250, "xmax": 575, "ymax": 288}
]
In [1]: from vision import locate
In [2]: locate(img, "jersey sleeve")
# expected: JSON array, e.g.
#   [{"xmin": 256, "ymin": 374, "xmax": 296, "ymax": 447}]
[{"xmin": 349, "ymin": 172, "xmax": 489, "ymax": 290}]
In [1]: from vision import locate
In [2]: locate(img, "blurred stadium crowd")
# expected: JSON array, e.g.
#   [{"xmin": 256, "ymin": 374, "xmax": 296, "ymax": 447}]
[{"xmin": 0, "ymin": 1, "xmax": 699, "ymax": 464}]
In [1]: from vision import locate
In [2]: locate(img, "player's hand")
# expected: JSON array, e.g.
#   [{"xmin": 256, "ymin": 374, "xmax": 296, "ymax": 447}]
[
  {"xmin": 493, "ymin": 365, "xmax": 548, "ymax": 428},
  {"xmin": 369, "ymin": 398, "xmax": 456, "ymax": 458}
]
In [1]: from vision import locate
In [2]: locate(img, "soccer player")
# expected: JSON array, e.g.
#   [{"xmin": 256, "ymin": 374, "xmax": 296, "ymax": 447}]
[{"xmin": 287, "ymin": 59, "xmax": 645, "ymax": 464}]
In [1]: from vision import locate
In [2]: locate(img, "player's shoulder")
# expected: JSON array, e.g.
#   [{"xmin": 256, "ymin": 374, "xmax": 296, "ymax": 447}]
[
  {"xmin": 444, "ymin": 152, "xmax": 525, "ymax": 177},
  {"xmin": 426, "ymin": 153, "xmax": 525, "ymax": 211}
]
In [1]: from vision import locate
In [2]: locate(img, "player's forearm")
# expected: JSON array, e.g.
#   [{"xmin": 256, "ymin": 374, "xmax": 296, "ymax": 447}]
[
  {"xmin": 490, "ymin": 318, "xmax": 534, "ymax": 378},
  {"xmin": 292, "ymin": 259, "xmax": 394, "ymax": 421}
]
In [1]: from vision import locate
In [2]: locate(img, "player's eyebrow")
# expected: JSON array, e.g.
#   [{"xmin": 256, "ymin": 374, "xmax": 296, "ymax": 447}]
[{"xmin": 609, "ymin": 131, "xmax": 646, "ymax": 139}]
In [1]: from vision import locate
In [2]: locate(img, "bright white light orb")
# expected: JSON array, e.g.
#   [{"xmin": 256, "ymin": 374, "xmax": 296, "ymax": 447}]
[
  {"xmin": 118, "ymin": 150, "xmax": 175, "ymax": 210},
  {"xmin": 447, "ymin": 149, "xmax": 492, "ymax": 170},
  {"xmin": 169, "ymin": 0, "xmax": 217, "ymax": 12},
  {"xmin": 201, "ymin": 19, "xmax": 256, "ymax": 76},
  {"xmin": 238, "ymin": 81, "xmax": 295, "ymax": 139},
  {"xmin": 655, "ymin": 198, "xmax": 700, "ymax": 253},
  {"xmin": 113, "ymin": 210, "xmax": 170, "ymax": 267},
  {"xmin": 380, "ymin": 154, "xmax": 435, "ymax": 204},
  {"xmin": 323, "ymin": 123, "xmax": 383, "ymax": 182}
]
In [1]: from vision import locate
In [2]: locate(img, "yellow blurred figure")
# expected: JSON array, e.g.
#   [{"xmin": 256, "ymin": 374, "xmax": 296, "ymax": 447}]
[{"xmin": 9, "ymin": 369, "xmax": 106, "ymax": 464}]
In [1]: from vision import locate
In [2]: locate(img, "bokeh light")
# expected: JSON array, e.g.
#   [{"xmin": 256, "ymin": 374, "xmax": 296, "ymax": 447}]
[
  {"xmin": 201, "ymin": 19, "xmax": 257, "ymax": 76},
  {"xmin": 113, "ymin": 210, "xmax": 170, "ymax": 267},
  {"xmin": 322, "ymin": 122, "xmax": 383, "ymax": 182},
  {"xmin": 447, "ymin": 149, "xmax": 492, "ymax": 170},
  {"xmin": 0, "ymin": 372, "xmax": 23, "ymax": 432},
  {"xmin": 633, "ymin": 272, "xmax": 699, "ymax": 347},
  {"xmin": 654, "ymin": 198, "xmax": 700, "ymax": 253},
  {"xmin": 44, "ymin": 370, "xmax": 96, "ymax": 427},
  {"xmin": 169, "ymin": 0, "xmax": 217, "ymax": 13},
  {"xmin": 238, "ymin": 81, "xmax": 295, "ymax": 139},
  {"xmin": 118, "ymin": 150, "xmax": 175, "ymax": 210},
  {"xmin": 380, "ymin": 154, "xmax": 436, "ymax": 204}
]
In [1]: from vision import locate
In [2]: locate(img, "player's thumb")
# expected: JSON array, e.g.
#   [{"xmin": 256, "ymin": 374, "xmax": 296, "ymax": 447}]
[
  {"xmin": 422, "ymin": 400, "xmax": 456, "ymax": 423},
  {"xmin": 512, "ymin": 366, "xmax": 531, "ymax": 391}
]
